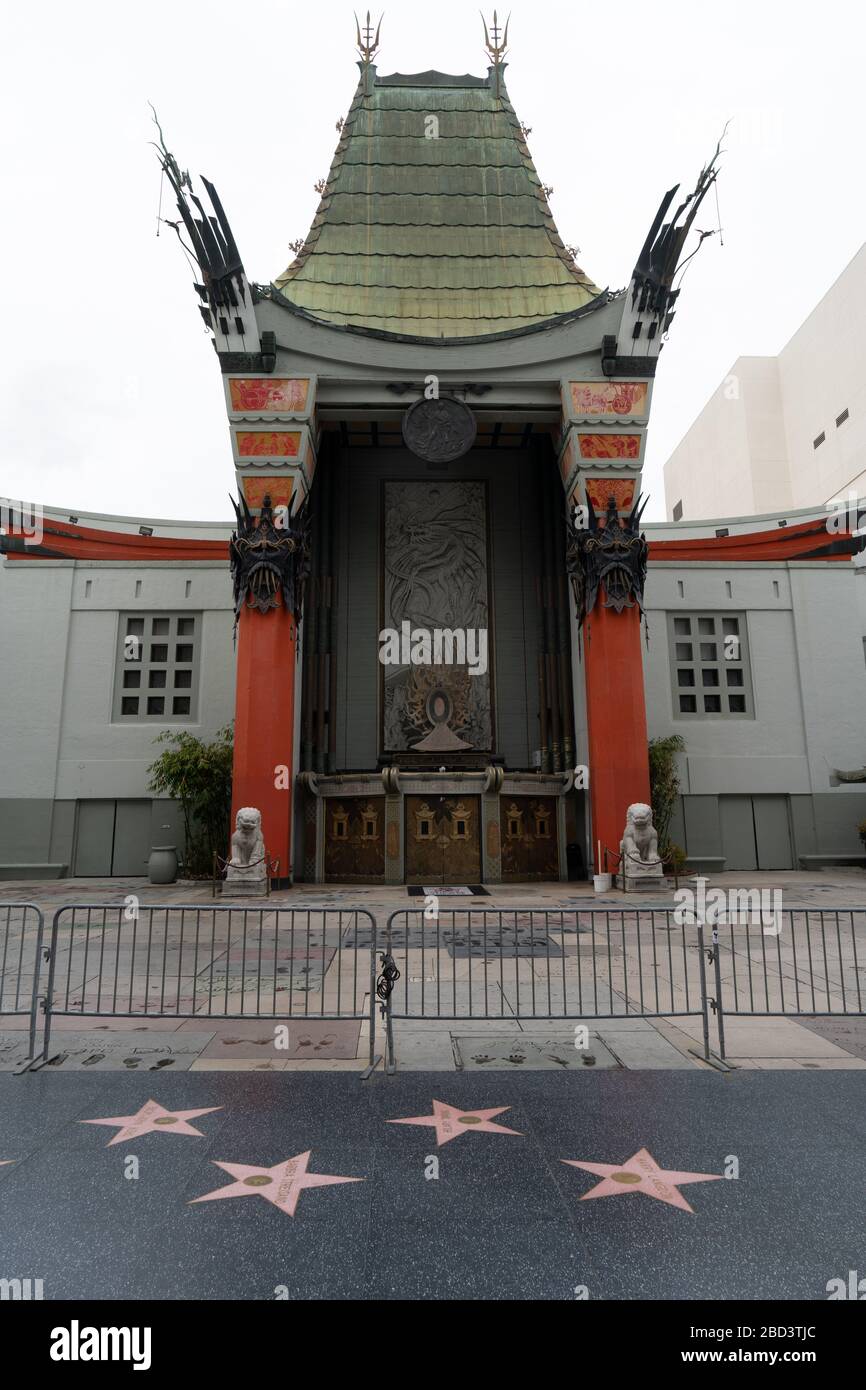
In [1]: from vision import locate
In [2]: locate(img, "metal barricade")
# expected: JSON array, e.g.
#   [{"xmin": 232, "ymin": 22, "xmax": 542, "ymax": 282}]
[
  {"xmin": 37, "ymin": 903, "xmax": 379, "ymax": 1073},
  {"xmin": 0, "ymin": 902, "xmax": 46, "ymax": 1063},
  {"xmin": 379, "ymin": 907, "xmax": 718, "ymax": 1072},
  {"xmin": 712, "ymin": 908, "xmax": 866, "ymax": 1060}
]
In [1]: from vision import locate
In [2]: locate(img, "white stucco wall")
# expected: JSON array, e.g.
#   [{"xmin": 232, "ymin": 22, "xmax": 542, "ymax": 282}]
[
  {"xmin": 663, "ymin": 243, "xmax": 866, "ymax": 521},
  {"xmin": 0, "ymin": 557, "xmax": 236, "ymax": 803},
  {"xmin": 644, "ymin": 558, "xmax": 866, "ymax": 796}
]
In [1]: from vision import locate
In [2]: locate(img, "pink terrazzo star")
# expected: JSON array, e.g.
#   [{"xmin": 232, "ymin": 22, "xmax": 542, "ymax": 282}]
[
  {"xmin": 190, "ymin": 1151, "xmax": 364, "ymax": 1217},
  {"xmin": 563, "ymin": 1147, "xmax": 722, "ymax": 1213},
  {"xmin": 80, "ymin": 1098, "xmax": 222, "ymax": 1146},
  {"xmin": 389, "ymin": 1099, "xmax": 522, "ymax": 1146}
]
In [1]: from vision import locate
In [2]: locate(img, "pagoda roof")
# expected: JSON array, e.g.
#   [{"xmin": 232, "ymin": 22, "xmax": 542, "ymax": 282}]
[{"xmin": 272, "ymin": 66, "xmax": 603, "ymax": 340}]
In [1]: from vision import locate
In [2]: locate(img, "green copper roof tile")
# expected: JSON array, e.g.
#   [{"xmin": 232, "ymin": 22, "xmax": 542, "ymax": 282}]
[{"xmin": 273, "ymin": 66, "xmax": 602, "ymax": 340}]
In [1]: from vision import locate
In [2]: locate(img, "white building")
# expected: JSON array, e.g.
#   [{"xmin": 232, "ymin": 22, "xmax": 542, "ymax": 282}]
[{"xmin": 664, "ymin": 244, "xmax": 866, "ymax": 522}]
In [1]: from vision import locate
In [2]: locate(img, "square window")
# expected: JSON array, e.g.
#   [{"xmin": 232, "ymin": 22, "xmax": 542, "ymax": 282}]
[
  {"xmin": 150, "ymin": 644, "xmax": 168, "ymax": 663},
  {"xmin": 176, "ymin": 643, "xmax": 194, "ymax": 662},
  {"xmin": 677, "ymin": 669, "xmax": 695, "ymax": 687},
  {"xmin": 126, "ymin": 617, "xmax": 145, "ymax": 636},
  {"xmin": 699, "ymin": 642, "xmax": 717, "ymax": 661},
  {"xmin": 147, "ymin": 696, "xmax": 165, "ymax": 715},
  {"xmin": 728, "ymin": 694, "xmax": 746, "ymax": 713},
  {"xmin": 172, "ymin": 696, "xmax": 191, "ymax": 716},
  {"xmin": 151, "ymin": 618, "xmax": 170, "ymax": 636},
  {"xmin": 177, "ymin": 617, "xmax": 195, "ymax": 636},
  {"xmin": 704, "ymin": 694, "xmax": 722, "ymax": 713},
  {"xmin": 174, "ymin": 669, "xmax": 192, "ymax": 689},
  {"xmin": 721, "ymin": 617, "xmax": 740, "ymax": 635},
  {"xmin": 149, "ymin": 669, "xmax": 167, "ymax": 689},
  {"xmin": 679, "ymin": 695, "xmax": 697, "ymax": 713},
  {"xmin": 698, "ymin": 618, "xmax": 715, "ymax": 635},
  {"xmin": 701, "ymin": 669, "xmax": 720, "ymax": 687},
  {"xmin": 675, "ymin": 642, "xmax": 693, "ymax": 660},
  {"xmin": 121, "ymin": 696, "xmax": 139, "ymax": 715},
  {"xmin": 726, "ymin": 669, "xmax": 744, "ymax": 688},
  {"xmin": 674, "ymin": 618, "xmax": 691, "ymax": 636},
  {"xmin": 123, "ymin": 670, "xmax": 141, "ymax": 689}
]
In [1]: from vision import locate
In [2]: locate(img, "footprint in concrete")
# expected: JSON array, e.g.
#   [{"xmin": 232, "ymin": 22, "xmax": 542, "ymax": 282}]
[
  {"xmin": 82, "ymin": 1055, "xmax": 105, "ymax": 1067},
  {"xmin": 122, "ymin": 1059, "xmax": 141, "ymax": 1068},
  {"xmin": 150, "ymin": 1059, "xmax": 175, "ymax": 1070},
  {"xmin": 581, "ymin": 1053, "xmax": 596, "ymax": 1066},
  {"xmin": 507, "ymin": 1054, "xmax": 526, "ymax": 1065}
]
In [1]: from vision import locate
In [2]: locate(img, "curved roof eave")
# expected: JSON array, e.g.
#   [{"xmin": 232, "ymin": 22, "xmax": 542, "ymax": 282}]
[{"xmin": 265, "ymin": 282, "xmax": 612, "ymax": 348}]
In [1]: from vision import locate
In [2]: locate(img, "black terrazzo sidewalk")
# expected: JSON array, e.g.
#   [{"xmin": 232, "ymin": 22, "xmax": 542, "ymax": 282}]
[{"xmin": 0, "ymin": 1070, "xmax": 863, "ymax": 1300}]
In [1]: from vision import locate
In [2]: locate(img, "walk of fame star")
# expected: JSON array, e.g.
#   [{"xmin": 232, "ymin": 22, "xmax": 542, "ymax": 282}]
[
  {"xmin": 388, "ymin": 1099, "xmax": 522, "ymax": 1146},
  {"xmin": 80, "ymin": 1099, "xmax": 222, "ymax": 1146},
  {"xmin": 562, "ymin": 1147, "xmax": 722, "ymax": 1212},
  {"xmin": 190, "ymin": 1152, "xmax": 364, "ymax": 1217}
]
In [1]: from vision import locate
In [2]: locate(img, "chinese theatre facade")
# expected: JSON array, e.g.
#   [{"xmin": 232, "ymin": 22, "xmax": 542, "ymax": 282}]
[
  {"xmin": 6, "ymin": 18, "xmax": 862, "ymax": 884},
  {"xmin": 146, "ymin": 20, "xmax": 716, "ymax": 886}
]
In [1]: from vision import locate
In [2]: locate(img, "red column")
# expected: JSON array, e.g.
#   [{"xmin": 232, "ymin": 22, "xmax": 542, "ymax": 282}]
[
  {"xmin": 584, "ymin": 601, "xmax": 650, "ymax": 875},
  {"xmin": 231, "ymin": 603, "xmax": 296, "ymax": 882}
]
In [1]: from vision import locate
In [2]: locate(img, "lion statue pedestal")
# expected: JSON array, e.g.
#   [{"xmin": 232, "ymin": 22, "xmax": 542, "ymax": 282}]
[
  {"xmin": 224, "ymin": 807, "xmax": 268, "ymax": 898},
  {"xmin": 617, "ymin": 803, "xmax": 667, "ymax": 893}
]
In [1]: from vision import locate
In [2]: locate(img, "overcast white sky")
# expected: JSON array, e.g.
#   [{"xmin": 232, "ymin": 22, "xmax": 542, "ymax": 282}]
[{"xmin": 1, "ymin": 0, "xmax": 864, "ymax": 523}]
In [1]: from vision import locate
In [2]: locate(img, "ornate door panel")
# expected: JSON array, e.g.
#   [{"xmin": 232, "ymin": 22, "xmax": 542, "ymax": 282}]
[
  {"xmin": 405, "ymin": 795, "xmax": 481, "ymax": 884},
  {"xmin": 323, "ymin": 797, "xmax": 385, "ymax": 882},
  {"xmin": 500, "ymin": 796, "xmax": 559, "ymax": 881}
]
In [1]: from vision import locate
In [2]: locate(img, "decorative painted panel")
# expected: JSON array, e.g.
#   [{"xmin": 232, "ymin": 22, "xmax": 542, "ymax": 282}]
[
  {"xmin": 229, "ymin": 378, "xmax": 310, "ymax": 413},
  {"xmin": 242, "ymin": 477, "xmax": 294, "ymax": 510},
  {"xmin": 577, "ymin": 434, "xmax": 641, "ymax": 460},
  {"xmin": 236, "ymin": 431, "xmax": 302, "ymax": 457},
  {"xmin": 569, "ymin": 381, "xmax": 648, "ymax": 417},
  {"xmin": 584, "ymin": 478, "xmax": 637, "ymax": 513}
]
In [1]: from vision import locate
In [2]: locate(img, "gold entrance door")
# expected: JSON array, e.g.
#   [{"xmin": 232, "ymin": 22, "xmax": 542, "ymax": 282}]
[
  {"xmin": 405, "ymin": 795, "xmax": 481, "ymax": 884},
  {"xmin": 500, "ymin": 796, "xmax": 559, "ymax": 881}
]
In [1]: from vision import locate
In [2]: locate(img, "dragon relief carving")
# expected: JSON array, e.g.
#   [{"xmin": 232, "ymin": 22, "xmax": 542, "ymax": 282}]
[
  {"xmin": 229, "ymin": 493, "xmax": 310, "ymax": 633},
  {"xmin": 567, "ymin": 493, "xmax": 649, "ymax": 628}
]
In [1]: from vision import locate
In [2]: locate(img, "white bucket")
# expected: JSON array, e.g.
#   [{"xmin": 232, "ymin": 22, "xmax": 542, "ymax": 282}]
[{"xmin": 593, "ymin": 873, "xmax": 612, "ymax": 893}]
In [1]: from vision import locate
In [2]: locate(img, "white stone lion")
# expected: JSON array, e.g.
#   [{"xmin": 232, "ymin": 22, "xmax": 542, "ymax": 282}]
[
  {"xmin": 620, "ymin": 802, "xmax": 658, "ymax": 864},
  {"xmin": 229, "ymin": 806, "xmax": 266, "ymax": 876}
]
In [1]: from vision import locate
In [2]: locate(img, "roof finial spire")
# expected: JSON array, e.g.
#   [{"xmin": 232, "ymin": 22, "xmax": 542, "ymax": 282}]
[
  {"xmin": 481, "ymin": 9, "xmax": 510, "ymax": 65},
  {"xmin": 355, "ymin": 10, "xmax": 382, "ymax": 64}
]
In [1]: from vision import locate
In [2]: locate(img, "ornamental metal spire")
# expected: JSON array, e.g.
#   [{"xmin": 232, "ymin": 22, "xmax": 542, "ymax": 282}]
[
  {"xmin": 355, "ymin": 10, "xmax": 382, "ymax": 63},
  {"xmin": 481, "ymin": 10, "xmax": 510, "ymax": 63}
]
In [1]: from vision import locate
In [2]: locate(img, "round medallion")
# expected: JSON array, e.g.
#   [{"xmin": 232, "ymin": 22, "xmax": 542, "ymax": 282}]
[
  {"xmin": 243, "ymin": 1174, "xmax": 274, "ymax": 1187},
  {"xmin": 458, "ymin": 1115, "xmax": 482, "ymax": 1125},
  {"xmin": 402, "ymin": 397, "xmax": 477, "ymax": 463},
  {"xmin": 611, "ymin": 1171, "xmax": 641, "ymax": 1185},
  {"xmin": 154, "ymin": 1116, "xmax": 178, "ymax": 1125}
]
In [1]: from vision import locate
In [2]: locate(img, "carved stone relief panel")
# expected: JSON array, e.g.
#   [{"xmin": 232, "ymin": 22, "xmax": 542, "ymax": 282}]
[{"xmin": 382, "ymin": 479, "xmax": 493, "ymax": 754}]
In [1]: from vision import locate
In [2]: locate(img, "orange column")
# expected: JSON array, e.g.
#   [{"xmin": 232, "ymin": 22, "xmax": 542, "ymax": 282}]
[
  {"xmin": 231, "ymin": 603, "xmax": 296, "ymax": 883},
  {"xmin": 584, "ymin": 601, "xmax": 651, "ymax": 875}
]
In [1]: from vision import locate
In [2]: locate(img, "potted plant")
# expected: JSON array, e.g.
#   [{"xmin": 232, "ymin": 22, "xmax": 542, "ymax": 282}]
[{"xmin": 147, "ymin": 726, "xmax": 233, "ymax": 879}]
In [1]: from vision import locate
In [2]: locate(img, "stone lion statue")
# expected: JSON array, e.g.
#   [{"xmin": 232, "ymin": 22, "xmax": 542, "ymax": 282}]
[
  {"xmin": 230, "ymin": 807, "xmax": 265, "ymax": 871},
  {"xmin": 620, "ymin": 802, "xmax": 658, "ymax": 864}
]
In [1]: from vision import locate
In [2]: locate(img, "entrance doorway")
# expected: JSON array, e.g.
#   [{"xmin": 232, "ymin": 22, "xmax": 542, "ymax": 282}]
[{"xmin": 404, "ymin": 794, "xmax": 481, "ymax": 884}]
